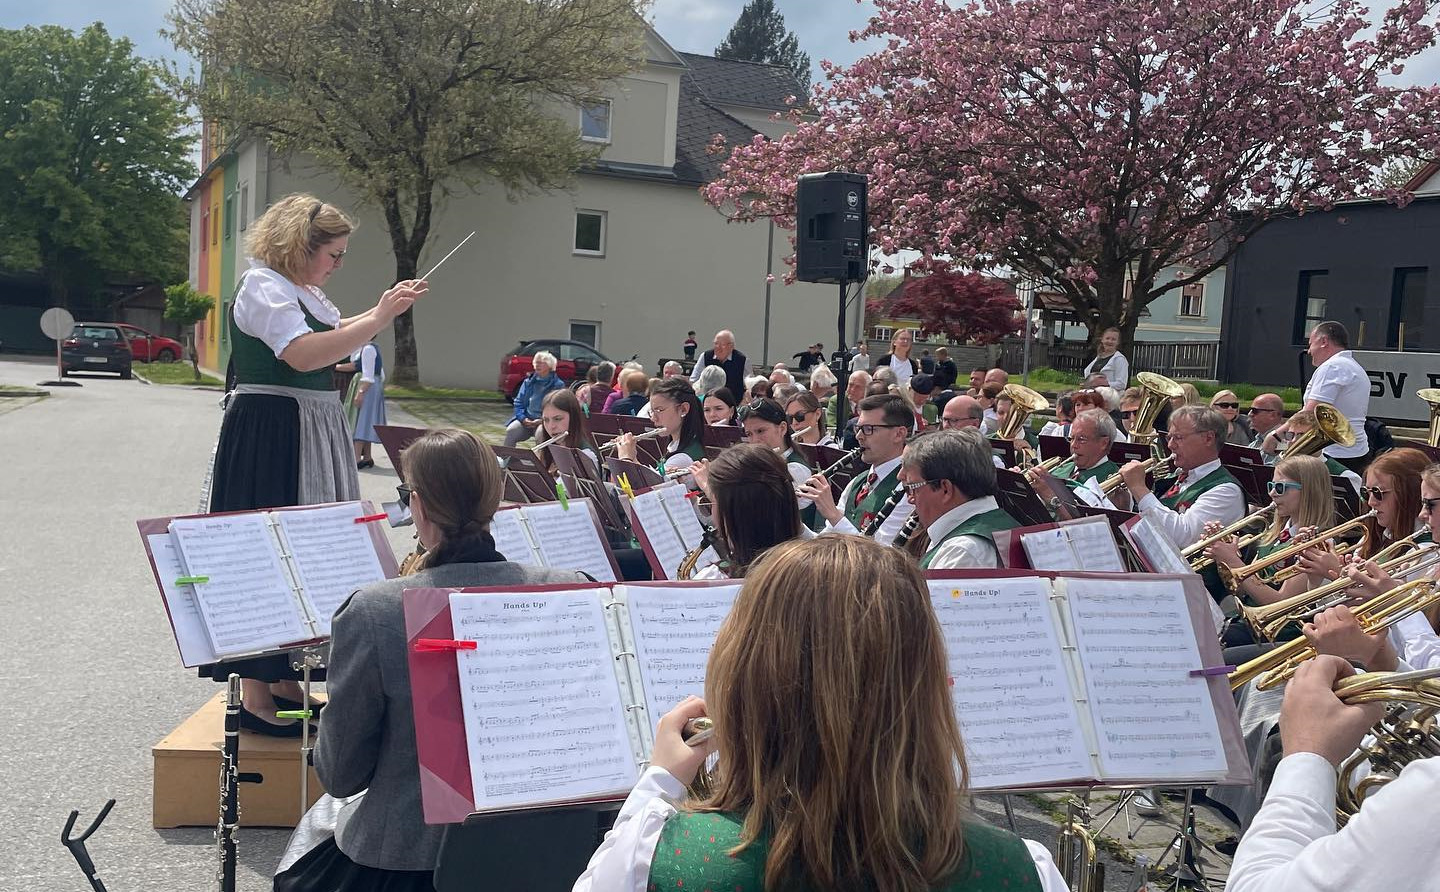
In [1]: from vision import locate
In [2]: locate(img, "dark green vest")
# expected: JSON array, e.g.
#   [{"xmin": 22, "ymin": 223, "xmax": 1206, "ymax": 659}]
[
  {"xmin": 228, "ymin": 276, "xmax": 337, "ymax": 390},
  {"xmin": 920, "ymin": 506, "xmax": 1023, "ymax": 568},
  {"xmin": 1158, "ymin": 465, "xmax": 1242, "ymax": 512},
  {"xmin": 656, "ymin": 438, "xmax": 706, "ymax": 475},
  {"xmin": 844, "ymin": 465, "xmax": 901, "ymax": 529},
  {"xmin": 647, "ymin": 811, "xmax": 1043, "ymax": 892},
  {"xmin": 1054, "ymin": 457, "xmax": 1119, "ymax": 487}
]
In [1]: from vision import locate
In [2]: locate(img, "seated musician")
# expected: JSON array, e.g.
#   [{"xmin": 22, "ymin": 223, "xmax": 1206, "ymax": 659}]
[
  {"xmin": 1261, "ymin": 408, "xmax": 1363, "ymax": 494},
  {"xmin": 536, "ymin": 389, "xmax": 600, "ymax": 474},
  {"xmin": 614, "ymin": 377, "xmax": 706, "ymax": 474},
  {"xmin": 991, "ymin": 391, "xmax": 1038, "ymax": 455},
  {"xmin": 1206, "ymin": 454, "xmax": 1335, "ymax": 645},
  {"xmin": 701, "ymin": 386, "xmax": 738, "ymax": 426},
  {"xmin": 736, "ymin": 397, "xmax": 816, "ymax": 523},
  {"xmin": 278, "ymin": 429, "xmax": 587, "ymax": 891},
  {"xmin": 1037, "ymin": 393, "xmax": 1074, "ymax": 438},
  {"xmin": 573, "ymin": 535, "xmax": 1067, "ymax": 892},
  {"xmin": 1299, "ymin": 447, "xmax": 1431, "ymax": 583},
  {"xmin": 899, "ymin": 428, "xmax": 1022, "ymax": 570},
  {"xmin": 1117, "ymin": 405, "xmax": 1246, "ymax": 549},
  {"xmin": 977, "ymin": 382, "xmax": 1003, "ymax": 434},
  {"xmin": 941, "ymin": 394, "xmax": 1006, "ymax": 469},
  {"xmin": 1050, "ymin": 408, "xmax": 1119, "ymax": 487},
  {"xmin": 1227, "ymin": 655, "xmax": 1437, "ymax": 892},
  {"xmin": 686, "ymin": 444, "xmax": 809, "ymax": 579},
  {"xmin": 798, "ymin": 393, "xmax": 916, "ymax": 546},
  {"xmin": 785, "ymin": 390, "xmax": 837, "ymax": 447}
]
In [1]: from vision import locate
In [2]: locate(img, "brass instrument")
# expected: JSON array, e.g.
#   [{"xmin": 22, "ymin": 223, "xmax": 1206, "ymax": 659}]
[
  {"xmin": 1216, "ymin": 511, "xmax": 1376, "ymax": 593},
  {"xmin": 1128, "ymin": 371, "xmax": 1184, "ymax": 445},
  {"xmin": 1335, "ymin": 667, "xmax": 1440, "ymax": 823},
  {"xmin": 1372, "ymin": 525, "xmax": 1433, "ymax": 564},
  {"xmin": 1183, "ymin": 504, "xmax": 1277, "ymax": 570},
  {"xmin": 599, "ymin": 427, "xmax": 667, "ymax": 453},
  {"xmin": 1229, "ymin": 577, "xmax": 1440, "ymax": 690},
  {"xmin": 677, "ymin": 524, "xmax": 730, "ymax": 580},
  {"xmin": 1284, "ymin": 403, "xmax": 1355, "ymax": 457},
  {"xmin": 996, "ymin": 384, "xmax": 1049, "ymax": 461},
  {"xmin": 1056, "ymin": 797, "xmax": 1105, "ymax": 892},
  {"xmin": 1419, "ymin": 387, "xmax": 1440, "ymax": 447},
  {"xmin": 1095, "ymin": 453, "xmax": 1174, "ymax": 500},
  {"xmin": 1024, "ymin": 454, "xmax": 1066, "ymax": 481}
]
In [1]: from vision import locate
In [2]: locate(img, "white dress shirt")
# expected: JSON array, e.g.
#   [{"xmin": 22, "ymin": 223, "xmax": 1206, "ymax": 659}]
[
  {"xmin": 1038, "ymin": 421, "xmax": 1068, "ymax": 438},
  {"xmin": 1304, "ymin": 350, "xmax": 1370, "ymax": 459},
  {"xmin": 1227, "ymin": 753, "xmax": 1440, "ymax": 892},
  {"xmin": 825, "ymin": 456, "xmax": 915, "ymax": 546},
  {"xmin": 1136, "ymin": 458, "xmax": 1245, "ymax": 549},
  {"xmin": 849, "ymin": 351, "xmax": 872, "ymax": 372},
  {"xmin": 233, "ymin": 262, "xmax": 343, "ymax": 357},
  {"xmin": 924, "ymin": 496, "xmax": 1008, "ymax": 569},
  {"xmin": 572, "ymin": 766, "xmax": 1069, "ymax": 892},
  {"xmin": 1084, "ymin": 351, "xmax": 1130, "ymax": 388}
]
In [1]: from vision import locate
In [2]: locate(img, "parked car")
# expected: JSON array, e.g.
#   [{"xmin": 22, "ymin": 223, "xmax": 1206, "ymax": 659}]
[
  {"xmin": 498, "ymin": 339, "xmax": 613, "ymax": 401},
  {"xmin": 61, "ymin": 323, "xmax": 133, "ymax": 378},
  {"xmin": 116, "ymin": 323, "xmax": 184, "ymax": 363}
]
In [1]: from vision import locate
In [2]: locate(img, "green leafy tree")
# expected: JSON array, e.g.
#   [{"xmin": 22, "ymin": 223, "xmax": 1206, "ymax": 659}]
[
  {"xmin": 0, "ymin": 25, "xmax": 190, "ymax": 311},
  {"xmin": 167, "ymin": 0, "xmax": 649, "ymax": 386},
  {"xmin": 164, "ymin": 282, "xmax": 217, "ymax": 380},
  {"xmin": 715, "ymin": 0, "xmax": 811, "ymax": 92}
]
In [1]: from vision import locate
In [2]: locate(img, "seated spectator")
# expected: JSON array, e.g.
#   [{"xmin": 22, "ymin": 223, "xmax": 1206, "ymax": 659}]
[
  {"xmin": 694, "ymin": 364, "xmax": 726, "ymax": 399},
  {"xmin": 608, "ymin": 371, "xmax": 650, "ymax": 416},
  {"xmin": 580, "ymin": 361, "xmax": 616, "ymax": 417}
]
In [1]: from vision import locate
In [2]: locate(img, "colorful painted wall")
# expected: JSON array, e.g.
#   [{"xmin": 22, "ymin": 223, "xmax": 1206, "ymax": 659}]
[{"xmin": 189, "ymin": 148, "xmax": 236, "ymax": 374}]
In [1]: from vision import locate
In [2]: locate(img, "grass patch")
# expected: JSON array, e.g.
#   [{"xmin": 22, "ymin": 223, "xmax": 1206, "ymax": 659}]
[
  {"xmin": 386, "ymin": 385, "xmax": 503, "ymax": 401},
  {"xmin": 134, "ymin": 363, "xmax": 224, "ymax": 387},
  {"xmin": 0, "ymin": 384, "xmax": 47, "ymax": 396}
]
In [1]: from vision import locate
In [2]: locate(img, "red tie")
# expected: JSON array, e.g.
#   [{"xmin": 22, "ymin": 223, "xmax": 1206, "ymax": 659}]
[
  {"xmin": 1162, "ymin": 469, "xmax": 1190, "ymax": 500},
  {"xmin": 1278, "ymin": 528, "xmax": 1292, "ymax": 544},
  {"xmin": 856, "ymin": 471, "xmax": 879, "ymax": 505}
]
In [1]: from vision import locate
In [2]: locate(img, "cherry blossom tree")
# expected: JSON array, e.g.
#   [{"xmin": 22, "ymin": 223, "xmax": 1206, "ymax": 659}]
[
  {"xmin": 870, "ymin": 271, "xmax": 1023, "ymax": 345},
  {"xmin": 705, "ymin": 0, "xmax": 1440, "ymax": 352}
]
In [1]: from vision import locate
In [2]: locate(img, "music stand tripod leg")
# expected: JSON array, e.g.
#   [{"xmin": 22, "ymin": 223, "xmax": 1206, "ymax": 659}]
[{"xmin": 1156, "ymin": 788, "xmax": 1211, "ymax": 892}]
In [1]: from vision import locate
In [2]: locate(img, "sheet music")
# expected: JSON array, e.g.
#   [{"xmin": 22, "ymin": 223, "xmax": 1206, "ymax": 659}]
[
  {"xmin": 169, "ymin": 514, "xmax": 308, "ymax": 655},
  {"xmin": 1063, "ymin": 577, "xmax": 1227, "ymax": 780},
  {"xmin": 490, "ymin": 508, "xmax": 541, "ymax": 567},
  {"xmin": 1065, "ymin": 517, "xmax": 1127, "ymax": 572},
  {"xmin": 526, "ymin": 501, "xmax": 618, "ymax": 582},
  {"xmin": 1126, "ymin": 516, "xmax": 1191, "ymax": 574},
  {"xmin": 451, "ymin": 588, "xmax": 639, "ymax": 810},
  {"xmin": 625, "ymin": 583, "xmax": 742, "ymax": 727},
  {"xmin": 146, "ymin": 533, "xmax": 219, "ymax": 666},
  {"xmin": 274, "ymin": 503, "xmax": 389, "ymax": 633},
  {"xmin": 1021, "ymin": 528, "xmax": 1083, "ymax": 572},
  {"xmin": 928, "ymin": 578, "xmax": 1095, "ymax": 788},
  {"xmin": 628, "ymin": 488, "xmax": 691, "ymax": 579}
]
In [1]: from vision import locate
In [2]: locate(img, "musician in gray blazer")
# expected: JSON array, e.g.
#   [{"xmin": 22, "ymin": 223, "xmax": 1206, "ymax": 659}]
[{"xmin": 277, "ymin": 429, "xmax": 588, "ymax": 891}]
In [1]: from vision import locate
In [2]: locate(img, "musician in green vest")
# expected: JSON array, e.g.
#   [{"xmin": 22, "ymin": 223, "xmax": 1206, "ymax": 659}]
[
  {"xmin": 572, "ymin": 535, "xmax": 1066, "ymax": 891},
  {"xmin": 900, "ymin": 427, "xmax": 1023, "ymax": 569},
  {"xmin": 1118, "ymin": 405, "xmax": 1247, "ymax": 550},
  {"xmin": 801, "ymin": 393, "xmax": 916, "ymax": 546},
  {"xmin": 1050, "ymin": 408, "xmax": 1120, "ymax": 487}
]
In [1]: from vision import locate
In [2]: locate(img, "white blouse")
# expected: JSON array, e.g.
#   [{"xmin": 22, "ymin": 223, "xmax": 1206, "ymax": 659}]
[
  {"xmin": 1084, "ymin": 351, "xmax": 1129, "ymax": 388},
  {"xmin": 233, "ymin": 262, "xmax": 342, "ymax": 358}
]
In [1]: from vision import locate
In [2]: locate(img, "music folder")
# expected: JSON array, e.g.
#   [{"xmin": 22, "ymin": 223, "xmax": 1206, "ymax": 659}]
[{"xmin": 1037, "ymin": 434, "xmax": 1069, "ymax": 461}]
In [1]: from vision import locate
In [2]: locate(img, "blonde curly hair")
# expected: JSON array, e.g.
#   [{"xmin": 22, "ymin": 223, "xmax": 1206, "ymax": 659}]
[{"xmin": 245, "ymin": 193, "xmax": 356, "ymax": 283}]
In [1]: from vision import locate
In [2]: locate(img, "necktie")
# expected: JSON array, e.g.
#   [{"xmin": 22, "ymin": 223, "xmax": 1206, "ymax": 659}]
[
  {"xmin": 856, "ymin": 471, "xmax": 879, "ymax": 505},
  {"xmin": 1162, "ymin": 468, "xmax": 1190, "ymax": 500},
  {"xmin": 1277, "ymin": 528, "xmax": 1292, "ymax": 544}
]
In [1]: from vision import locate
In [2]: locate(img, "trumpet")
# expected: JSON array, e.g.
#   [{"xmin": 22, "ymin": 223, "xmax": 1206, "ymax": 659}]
[
  {"xmin": 531, "ymin": 430, "xmax": 568, "ymax": 456},
  {"xmin": 1096, "ymin": 453, "xmax": 1175, "ymax": 499},
  {"xmin": 1216, "ymin": 511, "xmax": 1376, "ymax": 593},
  {"xmin": 1229, "ymin": 577, "xmax": 1440, "ymax": 690},
  {"xmin": 1183, "ymin": 504, "xmax": 1277, "ymax": 566},
  {"xmin": 599, "ymin": 427, "xmax": 667, "ymax": 453},
  {"xmin": 1024, "ymin": 455, "xmax": 1066, "ymax": 480}
]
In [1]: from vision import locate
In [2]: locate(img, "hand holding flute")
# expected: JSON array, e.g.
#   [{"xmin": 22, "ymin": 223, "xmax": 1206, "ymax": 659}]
[{"xmin": 650, "ymin": 696, "xmax": 714, "ymax": 785}]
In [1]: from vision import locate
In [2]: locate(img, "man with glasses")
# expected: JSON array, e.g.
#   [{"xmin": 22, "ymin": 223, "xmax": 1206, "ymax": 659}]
[
  {"xmin": 1051, "ymin": 409, "xmax": 1119, "ymax": 487},
  {"xmin": 1303, "ymin": 321, "xmax": 1370, "ymax": 472},
  {"xmin": 898, "ymin": 428, "xmax": 1022, "ymax": 569},
  {"xmin": 800, "ymin": 394, "xmax": 916, "ymax": 546},
  {"xmin": 1246, "ymin": 393, "xmax": 1287, "ymax": 448},
  {"xmin": 942, "ymin": 394, "xmax": 1007, "ymax": 468},
  {"xmin": 1118, "ymin": 405, "xmax": 1246, "ymax": 548}
]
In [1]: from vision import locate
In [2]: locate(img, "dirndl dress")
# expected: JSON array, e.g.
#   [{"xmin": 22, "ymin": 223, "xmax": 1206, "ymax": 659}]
[{"xmin": 344, "ymin": 343, "xmax": 386, "ymax": 444}]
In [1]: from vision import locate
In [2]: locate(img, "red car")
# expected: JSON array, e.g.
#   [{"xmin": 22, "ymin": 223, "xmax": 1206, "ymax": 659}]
[
  {"xmin": 498, "ymin": 339, "xmax": 614, "ymax": 401},
  {"xmin": 116, "ymin": 323, "xmax": 184, "ymax": 363}
]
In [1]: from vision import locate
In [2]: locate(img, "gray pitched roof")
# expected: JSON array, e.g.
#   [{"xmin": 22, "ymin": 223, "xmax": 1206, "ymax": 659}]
[{"xmin": 677, "ymin": 52, "xmax": 801, "ymax": 111}]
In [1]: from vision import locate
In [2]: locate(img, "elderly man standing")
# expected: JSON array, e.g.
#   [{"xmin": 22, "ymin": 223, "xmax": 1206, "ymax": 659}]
[
  {"xmin": 900, "ymin": 428, "xmax": 1023, "ymax": 569},
  {"xmin": 1246, "ymin": 392, "xmax": 1287, "ymax": 448},
  {"xmin": 688, "ymin": 329, "xmax": 748, "ymax": 398},
  {"xmin": 1303, "ymin": 321, "xmax": 1370, "ymax": 472},
  {"xmin": 1118, "ymin": 405, "xmax": 1246, "ymax": 549},
  {"xmin": 503, "ymin": 351, "xmax": 565, "ymax": 446},
  {"xmin": 832, "ymin": 369, "xmax": 871, "ymax": 446},
  {"xmin": 1052, "ymin": 408, "xmax": 1120, "ymax": 487}
]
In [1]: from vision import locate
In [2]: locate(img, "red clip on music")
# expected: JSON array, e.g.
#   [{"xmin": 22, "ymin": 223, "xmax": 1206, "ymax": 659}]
[
  {"xmin": 354, "ymin": 513, "xmax": 389, "ymax": 524},
  {"xmin": 413, "ymin": 638, "xmax": 477, "ymax": 653}
]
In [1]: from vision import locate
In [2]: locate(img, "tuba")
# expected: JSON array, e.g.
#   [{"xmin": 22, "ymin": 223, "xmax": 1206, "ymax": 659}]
[
  {"xmin": 1127, "ymin": 372, "xmax": 1184, "ymax": 446},
  {"xmin": 1419, "ymin": 388, "xmax": 1440, "ymax": 448},
  {"xmin": 996, "ymin": 384, "xmax": 1049, "ymax": 463},
  {"xmin": 1332, "ymin": 668, "xmax": 1440, "ymax": 824},
  {"xmin": 1285, "ymin": 403, "xmax": 1356, "ymax": 457},
  {"xmin": 1056, "ymin": 797, "xmax": 1105, "ymax": 892}
]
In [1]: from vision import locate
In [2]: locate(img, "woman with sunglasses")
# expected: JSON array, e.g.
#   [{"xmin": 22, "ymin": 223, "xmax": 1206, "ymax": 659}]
[
  {"xmin": 1210, "ymin": 389, "xmax": 1254, "ymax": 446},
  {"xmin": 279, "ymin": 429, "xmax": 584, "ymax": 892},
  {"xmin": 737, "ymin": 397, "xmax": 815, "ymax": 495},
  {"xmin": 1206, "ymin": 455, "xmax": 1335, "ymax": 645},
  {"xmin": 536, "ymin": 389, "xmax": 600, "ymax": 474},
  {"xmin": 784, "ymin": 391, "xmax": 835, "ymax": 448},
  {"xmin": 702, "ymin": 386, "xmax": 738, "ymax": 426},
  {"xmin": 1297, "ymin": 447, "xmax": 1431, "ymax": 583},
  {"xmin": 614, "ymin": 377, "xmax": 706, "ymax": 474}
]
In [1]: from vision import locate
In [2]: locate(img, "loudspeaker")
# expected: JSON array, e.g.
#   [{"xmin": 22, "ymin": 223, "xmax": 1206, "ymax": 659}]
[{"xmin": 795, "ymin": 172, "xmax": 868, "ymax": 284}]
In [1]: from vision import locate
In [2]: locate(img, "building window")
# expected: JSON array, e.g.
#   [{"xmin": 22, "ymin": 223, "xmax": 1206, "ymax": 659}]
[
  {"xmin": 212, "ymin": 200, "xmax": 220, "ymax": 245},
  {"xmin": 1293, "ymin": 270, "xmax": 1329, "ymax": 344},
  {"xmin": 573, "ymin": 210, "xmax": 606, "ymax": 256},
  {"xmin": 1390, "ymin": 267, "xmax": 1428, "ymax": 349},
  {"xmin": 580, "ymin": 100, "xmax": 612, "ymax": 143},
  {"xmin": 238, "ymin": 183, "xmax": 249, "ymax": 231},
  {"xmin": 200, "ymin": 204, "xmax": 209, "ymax": 252},
  {"xmin": 570, "ymin": 320, "xmax": 600, "ymax": 349},
  {"xmin": 1179, "ymin": 282, "xmax": 1205, "ymax": 318},
  {"xmin": 871, "ymin": 325, "xmax": 894, "ymax": 342},
  {"xmin": 224, "ymin": 193, "xmax": 234, "ymax": 240}
]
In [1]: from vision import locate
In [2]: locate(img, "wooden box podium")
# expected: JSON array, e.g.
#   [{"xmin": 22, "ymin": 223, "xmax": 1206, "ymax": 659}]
[{"xmin": 152, "ymin": 692, "xmax": 325, "ymax": 828}]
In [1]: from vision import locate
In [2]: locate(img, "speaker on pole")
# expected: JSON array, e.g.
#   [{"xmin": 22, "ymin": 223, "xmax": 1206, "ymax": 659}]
[{"xmin": 794, "ymin": 172, "xmax": 868, "ymax": 284}]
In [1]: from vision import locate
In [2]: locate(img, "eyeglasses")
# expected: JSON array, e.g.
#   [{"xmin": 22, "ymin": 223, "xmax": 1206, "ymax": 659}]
[
  {"xmin": 1069, "ymin": 434, "xmax": 1100, "ymax": 444},
  {"xmin": 856, "ymin": 423, "xmax": 905, "ymax": 437},
  {"xmin": 901, "ymin": 479, "xmax": 941, "ymax": 494},
  {"xmin": 1249, "ymin": 406, "xmax": 1280, "ymax": 414},
  {"xmin": 1266, "ymin": 481, "xmax": 1302, "ymax": 495},
  {"xmin": 1213, "ymin": 402, "xmax": 1240, "ymax": 409},
  {"xmin": 396, "ymin": 484, "xmax": 414, "ymax": 508},
  {"xmin": 1360, "ymin": 486, "xmax": 1390, "ymax": 501},
  {"xmin": 1121, "ymin": 410, "xmax": 1138, "ymax": 418},
  {"xmin": 940, "ymin": 416, "xmax": 980, "ymax": 429},
  {"xmin": 328, "ymin": 249, "xmax": 347, "ymax": 261},
  {"xmin": 788, "ymin": 411, "xmax": 811, "ymax": 423}
]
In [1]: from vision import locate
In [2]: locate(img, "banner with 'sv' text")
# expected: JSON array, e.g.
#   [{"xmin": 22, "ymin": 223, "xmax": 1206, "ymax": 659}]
[{"xmin": 1352, "ymin": 350, "xmax": 1440, "ymax": 423}]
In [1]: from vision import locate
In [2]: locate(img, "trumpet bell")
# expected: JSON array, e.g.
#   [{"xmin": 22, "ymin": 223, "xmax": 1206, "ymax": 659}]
[{"xmin": 1286, "ymin": 403, "xmax": 1355, "ymax": 457}]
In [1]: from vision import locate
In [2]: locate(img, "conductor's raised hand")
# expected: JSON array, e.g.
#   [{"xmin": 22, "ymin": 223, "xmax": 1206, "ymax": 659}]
[
  {"xmin": 651, "ymin": 696, "xmax": 714, "ymax": 784},
  {"xmin": 376, "ymin": 280, "xmax": 428, "ymax": 321},
  {"xmin": 1279, "ymin": 655, "xmax": 1385, "ymax": 766}
]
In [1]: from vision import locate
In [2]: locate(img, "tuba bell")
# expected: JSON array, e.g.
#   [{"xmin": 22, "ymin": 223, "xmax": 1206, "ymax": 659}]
[
  {"xmin": 996, "ymin": 384, "xmax": 1049, "ymax": 462},
  {"xmin": 1285, "ymin": 403, "xmax": 1356, "ymax": 457},
  {"xmin": 1127, "ymin": 372, "xmax": 1184, "ymax": 446},
  {"xmin": 1418, "ymin": 388, "xmax": 1440, "ymax": 448}
]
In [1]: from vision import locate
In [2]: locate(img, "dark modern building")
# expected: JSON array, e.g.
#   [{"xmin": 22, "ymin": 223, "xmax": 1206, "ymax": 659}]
[{"xmin": 1219, "ymin": 184, "xmax": 1440, "ymax": 387}]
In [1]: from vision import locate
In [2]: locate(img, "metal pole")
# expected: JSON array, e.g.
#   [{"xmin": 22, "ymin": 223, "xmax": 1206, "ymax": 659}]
[
  {"xmin": 836, "ymin": 279, "xmax": 849, "ymax": 430},
  {"xmin": 1022, "ymin": 280, "xmax": 1033, "ymax": 386},
  {"xmin": 762, "ymin": 221, "xmax": 775, "ymax": 367}
]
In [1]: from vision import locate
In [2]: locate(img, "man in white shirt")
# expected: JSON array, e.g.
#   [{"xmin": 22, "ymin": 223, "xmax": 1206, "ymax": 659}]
[
  {"xmin": 899, "ymin": 428, "xmax": 1021, "ymax": 569},
  {"xmin": 848, "ymin": 340, "xmax": 871, "ymax": 372},
  {"xmin": 1227, "ymin": 655, "xmax": 1433, "ymax": 892},
  {"xmin": 1118, "ymin": 405, "xmax": 1246, "ymax": 548},
  {"xmin": 1303, "ymin": 321, "xmax": 1370, "ymax": 471},
  {"xmin": 941, "ymin": 394, "xmax": 1006, "ymax": 468},
  {"xmin": 800, "ymin": 393, "xmax": 915, "ymax": 546}
]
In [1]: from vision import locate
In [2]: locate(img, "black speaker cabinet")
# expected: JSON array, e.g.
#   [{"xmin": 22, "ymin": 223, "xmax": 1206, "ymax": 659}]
[{"xmin": 795, "ymin": 171, "xmax": 868, "ymax": 284}]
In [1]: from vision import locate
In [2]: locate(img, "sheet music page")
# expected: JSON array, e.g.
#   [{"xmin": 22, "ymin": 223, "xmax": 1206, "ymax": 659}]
[
  {"xmin": 525, "ymin": 501, "xmax": 618, "ymax": 582},
  {"xmin": 169, "ymin": 514, "xmax": 308, "ymax": 655},
  {"xmin": 624, "ymin": 583, "xmax": 742, "ymax": 732},
  {"xmin": 657, "ymin": 488, "xmax": 720, "ymax": 571},
  {"xmin": 146, "ymin": 533, "xmax": 218, "ymax": 666},
  {"xmin": 628, "ymin": 487, "xmax": 690, "ymax": 579},
  {"xmin": 1065, "ymin": 518, "xmax": 1128, "ymax": 572},
  {"xmin": 1021, "ymin": 528, "xmax": 1083, "ymax": 571},
  {"xmin": 451, "ymin": 588, "xmax": 639, "ymax": 810},
  {"xmin": 490, "ymin": 508, "xmax": 542, "ymax": 567},
  {"xmin": 1126, "ymin": 517, "xmax": 1192, "ymax": 574},
  {"xmin": 1062, "ymin": 576, "xmax": 1228, "ymax": 780},
  {"xmin": 927, "ymin": 578, "xmax": 1095, "ymax": 788},
  {"xmin": 274, "ymin": 503, "xmax": 389, "ymax": 634}
]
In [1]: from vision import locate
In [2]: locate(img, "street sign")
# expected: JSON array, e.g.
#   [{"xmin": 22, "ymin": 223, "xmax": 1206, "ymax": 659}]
[
  {"xmin": 40, "ymin": 307, "xmax": 75, "ymax": 341},
  {"xmin": 1353, "ymin": 350, "xmax": 1440, "ymax": 424}
]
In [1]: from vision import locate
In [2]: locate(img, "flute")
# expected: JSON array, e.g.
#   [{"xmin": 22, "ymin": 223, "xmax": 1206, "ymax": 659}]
[
  {"xmin": 599, "ymin": 428, "xmax": 667, "ymax": 453},
  {"xmin": 531, "ymin": 430, "xmax": 568, "ymax": 456}
]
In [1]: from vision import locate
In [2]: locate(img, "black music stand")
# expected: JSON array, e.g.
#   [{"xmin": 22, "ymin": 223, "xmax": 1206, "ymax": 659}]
[
  {"xmin": 1220, "ymin": 443, "xmax": 1266, "ymax": 470},
  {"xmin": 1037, "ymin": 434, "xmax": 1069, "ymax": 461},
  {"xmin": 586, "ymin": 412, "xmax": 622, "ymax": 451},
  {"xmin": 1109, "ymin": 442, "xmax": 1152, "ymax": 465},
  {"xmin": 990, "ymin": 438, "xmax": 1018, "ymax": 469},
  {"xmin": 1332, "ymin": 476, "xmax": 1362, "ymax": 520},
  {"xmin": 492, "ymin": 446, "xmax": 560, "ymax": 503},
  {"xmin": 605, "ymin": 457, "xmax": 664, "ymax": 489},
  {"xmin": 550, "ymin": 446, "xmax": 626, "ymax": 535},
  {"xmin": 702, "ymin": 424, "xmax": 743, "ymax": 459},
  {"xmin": 1393, "ymin": 438, "xmax": 1440, "ymax": 461},
  {"xmin": 1029, "ymin": 469, "xmax": 1083, "ymax": 521},
  {"xmin": 432, "ymin": 801, "xmax": 622, "ymax": 892},
  {"xmin": 994, "ymin": 468, "xmax": 1054, "ymax": 526},
  {"xmin": 1226, "ymin": 463, "xmax": 1273, "ymax": 508}
]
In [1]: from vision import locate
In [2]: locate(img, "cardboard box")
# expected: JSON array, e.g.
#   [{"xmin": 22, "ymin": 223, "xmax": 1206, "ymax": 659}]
[{"xmin": 153, "ymin": 692, "xmax": 326, "ymax": 828}]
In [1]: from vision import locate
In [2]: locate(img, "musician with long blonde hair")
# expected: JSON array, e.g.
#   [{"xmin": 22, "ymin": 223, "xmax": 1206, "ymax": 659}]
[{"xmin": 573, "ymin": 535, "xmax": 1066, "ymax": 891}]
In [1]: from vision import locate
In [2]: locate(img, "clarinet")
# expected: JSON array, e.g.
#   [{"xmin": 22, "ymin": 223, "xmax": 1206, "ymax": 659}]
[
  {"xmin": 219, "ymin": 674, "xmax": 241, "ymax": 892},
  {"xmin": 861, "ymin": 485, "xmax": 907, "ymax": 537},
  {"xmin": 892, "ymin": 513, "xmax": 923, "ymax": 547},
  {"xmin": 816, "ymin": 446, "xmax": 864, "ymax": 479}
]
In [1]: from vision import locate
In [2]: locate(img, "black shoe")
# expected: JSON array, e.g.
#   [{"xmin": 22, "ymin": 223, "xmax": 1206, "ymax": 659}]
[
  {"xmin": 273, "ymin": 696, "xmax": 326, "ymax": 716},
  {"xmin": 357, "ymin": 458, "xmax": 374, "ymax": 469},
  {"xmin": 238, "ymin": 706, "xmax": 315, "ymax": 738},
  {"xmin": 1215, "ymin": 835, "xmax": 1239, "ymax": 856}
]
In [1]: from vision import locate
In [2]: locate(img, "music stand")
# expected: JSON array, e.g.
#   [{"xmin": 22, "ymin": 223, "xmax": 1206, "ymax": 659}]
[
  {"xmin": 1030, "ymin": 469, "xmax": 1083, "ymax": 521},
  {"xmin": 586, "ymin": 413, "xmax": 622, "ymax": 451},
  {"xmin": 1332, "ymin": 476, "xmax": 1362, "ymax": 520},
  {"xmin": 994, "ymin": 468, "xmax": 1055, "ymax": 526},
  {"xmin": 1109, "ymin": 442, "xmax": 1152, "ymax": 465},
  {"xmin": 550, "ymin": 446, "xmax": 627, "ymax": 536},
  {"xmin": 1072, "ymin": 504, "xmax": 1146, "ymax": 572},
  {"xmin": 990, "ymin": 438, "xmax": 1018, "ymax": 469},
  {"xmin": 373, "ymin": 424, "xmax": 428, "ymax": 481},
  {"xmin": 1226, "ymin": 463, "xmax": 1273, "ymax": 508},
  {"xmin": 1220, "ymin": 443, "xmax": 1266, "ymax": 470},
  {"xmin": 1038, "ymin": 434, "xmax": 1069, "ymax": 461},
  {"xmin": 432, "ymin": 802, "xmax": 622, "ymax": 892},
  {"xmin": 492, "ymin": 446, "xmax": 559, "ymax": 503},
  {"xmin": 702, "ymin": 424, "xmax": 742, "ymax": 459},
  {"xmin": 612, "ymin": 415, "xmax": 669, "ymax": 466},
  {"xmin": 605, "ymin": 457, "xmax": 664, "ymax": 489},
  {"xmin": 1392, "ymin": 438, "xmax": 1440, "ymax": 461}
]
